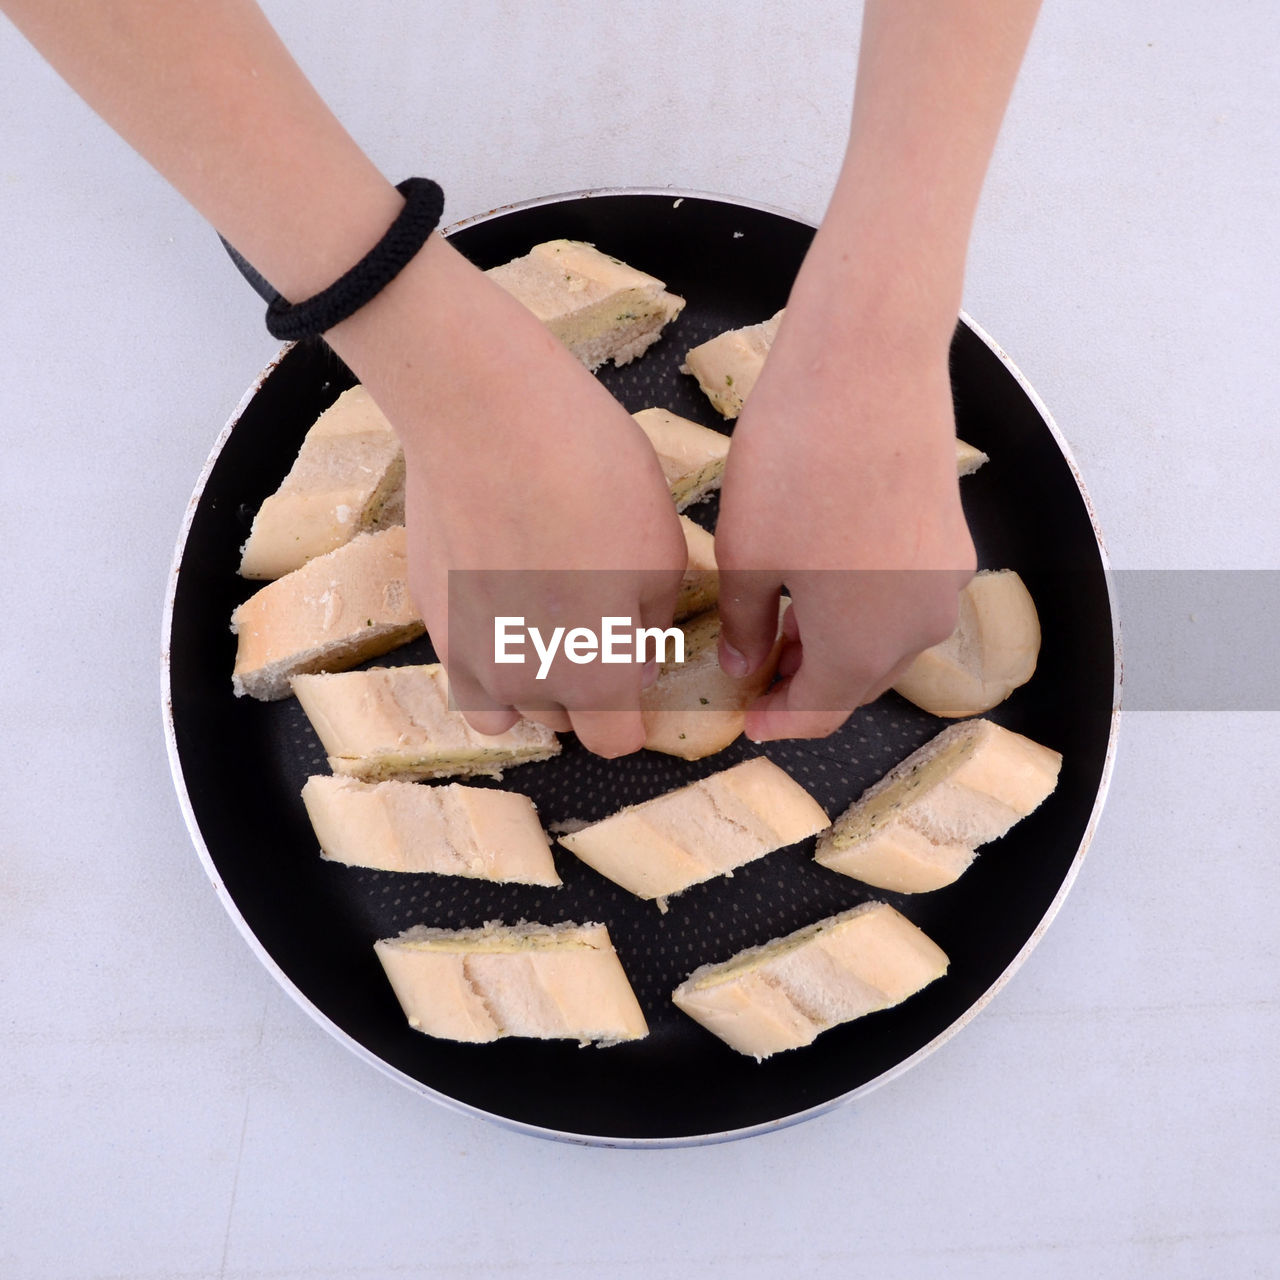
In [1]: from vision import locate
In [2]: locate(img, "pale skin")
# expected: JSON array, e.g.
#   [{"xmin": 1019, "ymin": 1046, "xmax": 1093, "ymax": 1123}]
[{"xmin": 2, "ymin": 0, "xmax": 1040, "ymax": 753}]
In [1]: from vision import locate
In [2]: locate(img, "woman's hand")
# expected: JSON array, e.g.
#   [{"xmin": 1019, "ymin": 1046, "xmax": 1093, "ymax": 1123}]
[
  {"xmin": 711, "ymin": 0, "xmax": 1040, "ymax": 741},
  {"xmin": 329, "ymin": 234, "xmax": 688, "ymax": 757},
  {"xmin": 714, "ymin": 248, "xmax": 975, "ymax": 742}
]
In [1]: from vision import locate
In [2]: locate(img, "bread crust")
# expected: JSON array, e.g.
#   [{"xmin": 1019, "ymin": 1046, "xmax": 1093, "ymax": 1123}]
[
  {"xmin": 291, "ymin": 664, "xmax": 560, "ymax": 781},
  {"xmin": 374, "ymin": 920, "xmax": 648, "ymax": 1044},
  {"xmin": 893, "ymin": 570, "xmax": 1040, "ymax": 717},
  {"xmin": 672, "ymin": 902, "xmax": 948, "ymax": 1059},
  {"xmin": 632, "ymin": 407, "xmax": 729, "ymax": 511},
  {"xmin": 238, "ymin": 386, "xmax": 404, "ymax": 580},
  {"xmin": 681, "ymin": 310, "xmax": 783, "ymax": 418},
  {"xmin": 559, "ymin": 757, "xmax": 827, "ymax": 902},
  {"xmin": 815, "ymin": 718, "xmax": 1062, "ymax": 892},
  {"xmin": 486, "ymin": 239, "xmax": 684, "ymax": 372},
  {"xmin": 231, "ymin": 527, "xmax": 424, "ymax": 701},
  {"xmin": 301, "ymin": 775, "xmax": 561, "ymax": 885}
]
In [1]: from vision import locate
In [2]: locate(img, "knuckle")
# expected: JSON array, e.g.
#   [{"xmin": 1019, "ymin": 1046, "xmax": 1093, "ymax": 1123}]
[{"xmin": 484, "ymin": 668, "xmax": 532, "ymax": 706}]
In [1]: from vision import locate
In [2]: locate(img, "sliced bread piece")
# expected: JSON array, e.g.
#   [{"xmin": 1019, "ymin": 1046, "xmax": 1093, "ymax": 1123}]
[
  {"xmin": 375, "ymin": 920, "xmax": 647, "ymax": 1045},
  {"xmin": 814, "ymin": 718, "xmax": 1062, "ymax": 892},
  {"xmin": 558, "ymin": 757, "xmax": 827, "ymax": 903},
  {"xmin": 893, "ymin": 570, "xmax": 1041, "ymax": 717},
  {"xmin": 486, "ymin": 239, "xmax": 685, "ymax": 372},
  {"xmin": 291, "ymin": 664, "xmax": 560, "ymax": 782},
  {"xmin": 231, "ymin": 526, "xmax": 424, "ymax": 701},
  {"xmin": 681, "ymin": 310, "xmax": 783, "ymax": 418},
  {"xmin": 632, "ymin": 407, "xmax": 730, "ymax": 511},
  {"xmin": 239, "ymin": 386, "xmax": 405, "ymax": 580},
  {"xmin": 675, "ymin": 514, "xmax": 719, "ymax": 621},
  {"xmin": 671, "ymin": 901, "xmax": 948, "ymax": 1060},
  {"xmin": 300, "ymin": 775, "xmax": 560, "ymax": 885},
  {"xmin": 641, "ymin": 608, "xmax": 781, "ymax": 760}
]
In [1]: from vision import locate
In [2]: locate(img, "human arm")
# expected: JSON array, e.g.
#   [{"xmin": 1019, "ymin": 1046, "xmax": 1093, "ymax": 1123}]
[
  {"xmin": 1, "ymin": 0, "xmax": 685, "ymax": 754},
  {"xmin": 715, "ymin": 0, "xmax": 1042, "ymax": 740}
]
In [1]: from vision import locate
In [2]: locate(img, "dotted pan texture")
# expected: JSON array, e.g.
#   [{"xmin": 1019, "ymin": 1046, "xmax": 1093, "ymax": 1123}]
[{"xmin": 168, "ymin": 194, "xmax": 1115, "ymax": 1143}]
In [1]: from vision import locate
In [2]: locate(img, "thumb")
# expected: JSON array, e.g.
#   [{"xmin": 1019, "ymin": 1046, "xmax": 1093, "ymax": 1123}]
[{"xmin": 717, "ymin": 568, "xmax": 783, "ymax": 678}]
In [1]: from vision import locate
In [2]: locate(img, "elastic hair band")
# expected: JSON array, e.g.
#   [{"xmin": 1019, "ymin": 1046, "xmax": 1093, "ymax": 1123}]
[{"xmin": 219, "ymin": 177, "xmax": 444, "ymax": 341}]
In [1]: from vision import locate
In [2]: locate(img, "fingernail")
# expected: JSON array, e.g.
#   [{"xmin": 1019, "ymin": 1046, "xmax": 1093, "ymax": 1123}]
[
  {"xmin": 721, "ymin": 641, "xmax": 750, "ymax": 678},
  {"xmin": 641, "ymin": 660, "xmax": 658, "ymax": 689}
]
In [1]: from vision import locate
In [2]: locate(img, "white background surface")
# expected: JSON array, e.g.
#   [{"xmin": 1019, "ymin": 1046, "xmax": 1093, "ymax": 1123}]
[{"xmin": 2, "ymin": 2, "xmax": 1277, "ymax": 1277}]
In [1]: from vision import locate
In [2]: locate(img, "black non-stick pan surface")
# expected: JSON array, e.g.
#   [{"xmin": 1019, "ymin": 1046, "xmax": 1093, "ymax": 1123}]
[{"xmin": 164, "ymin": 190, "xmax": 1119, "ymax": 1146}]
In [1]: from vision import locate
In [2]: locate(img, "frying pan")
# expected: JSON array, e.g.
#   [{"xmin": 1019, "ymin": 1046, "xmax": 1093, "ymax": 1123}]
[{"xmin": 162, "ymin": 190, "xmax": 1120, "ymax": 1147}]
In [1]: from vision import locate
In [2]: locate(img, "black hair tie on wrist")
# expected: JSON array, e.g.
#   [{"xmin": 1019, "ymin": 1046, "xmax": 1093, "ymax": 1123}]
[{"xmin": 219, "ymin": 177, "xmax": 444, "ymax": 341}]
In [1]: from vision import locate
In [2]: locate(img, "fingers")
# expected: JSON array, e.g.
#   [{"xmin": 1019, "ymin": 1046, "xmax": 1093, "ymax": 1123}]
[
  {"xmin": 743, "ymin": 642, "xmax": 913, "ymax": 741},
  {"xmin": 451, "ymin": 667, "xmax": 642, "ymax": 752},
  {"xmin": 565, "ymin": 706, "xmax": 647, "ymax": 759},
  {"xmin": 555, "ymin": 648, "xmax": 649, "ymax": 756},
  {"xmin": 745, "ymin": 647, "xmax": 912, "ymax": 742},
  {"xmin": 717, "ymin": 569, "xmax": 784, "ymax": 679},
  {"xmin": 475, "ymin": 652, "xmax": 649, "ymax": 758},
  {"xmin": 427, "ymin": 529, "xmax": 680, "ymax": 760},
  {"xmin": 776, "ymin": 633, "xmax": 803, "ymax": 680},
  {"xmin": 744, "ymin": 574, "xmax": 967, "ymax": 741},
  {"xmin": 444, "ymin": 597, "xmax": 668, "ymax": 757},
  {"xmin": 451, "ymin": 664, "xmax": 639, "ymax": 749},
  {"xmin": 464, "ymin": 706, "xmax": 523, "ymax": 736},
  {"xmin": 445, "ymin": 663, "xmax": 522, "ymax": 737},
  {"xmin": 744, "ymin": 667, "xmax": 856, "ymax": 743}
]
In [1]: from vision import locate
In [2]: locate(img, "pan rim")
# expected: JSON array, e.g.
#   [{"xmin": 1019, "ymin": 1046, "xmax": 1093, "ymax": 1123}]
[{"xmin": 160, "ymin": 185, "xmax": 1122, "ymax": 1148}]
